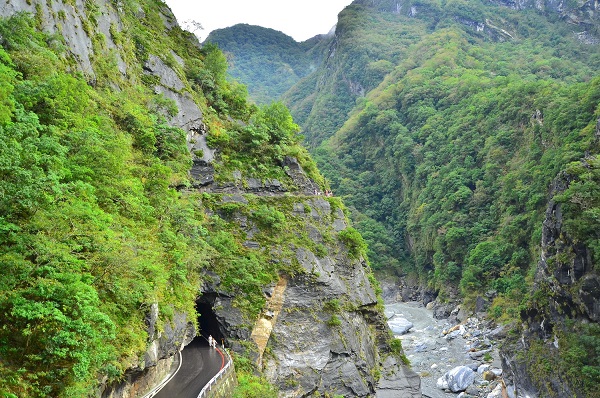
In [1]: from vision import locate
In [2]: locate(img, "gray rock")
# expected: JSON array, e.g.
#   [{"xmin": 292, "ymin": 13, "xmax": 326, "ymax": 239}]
[
  {"xmin": 190, "ymin": 161, "xmax": 214, "ymax": 186},
  {"xmin": 478, "ymin": 364, "xmax": 491, "ymax": 374},
  {"xmin": 445, "ymin": 329, "xmax": 461, "ymax": 340},
  {"xmin": 247, "ymin": 178, "xmax": 262, "ymax": 189},
  {"xmin": 189, "ymin": 131, "xmax": 215, "ymax": 164},
  {"xmin": 388, "ymin": 316, "xmax": 414, "ymax": 335},
  {"xmin": 487, "ymin": 383, "xmax": 504, "ymax": 398},
  {"xmin": 221, "ymin": 194, "xmax": 248, "ymax": 204},
  {"xmin": 469, "ymin": 349, "xmax": 491, "ymax": 360},
  {"xmin": 384, "ymin": 308, "xmax": 396, "ymax": 319},
  {"xmin": 488, "ymin": 324, "xmax": 507, "ymax": 340},
  {"xmin": 465, "ymin": 363, "xmax": 480, "ymax": 371},
  {"xmin": 475, "ymin": 296, "xmax": 490, "ymax": 313},
  {"xmin": 433, "ymin": 303, "xmax": 453, "ymax": 319},
  {"xmin": 145, "ymin": 55, "xmax": 185, "ymax": 91},
  {"xmin": 376, "ymin": 355, "xmax": 422, "ymax": 398},
  {"xmin": 292, "ymin": 203, "xmax": 305, "ymax": 214},
  {"xmin": 146, "ymin": 303, "xmax": 160, "ymax": 342},
  {"xmin": 437, "ymin": 366, "xmax": 476, "ymax": 393},
  {"xmin": 332, "ymin": 210, "xmax": 347, "ymax": 231},
  {"xmin": 413, "ymin": 342, "xmax": 428, "ymax": 352},
  {"xmin": 282, "ymin": 156, "xmax": 319, "ymax": 195},
  {"xmin": 466, "ymin": 384, "xmax": 481, "ymax": 395},
  {"xmin": 243, "ymin": 241, "xmax": 260, "ymax": 249},
  {"xmin": 506, "ymin": 383, "xmax": 517, "ymax": 398},
  {"xmin": 154, "ymin": 86, "xmax": 203, "ymax": 132},
  {"xmin": 436, "ymin": 375, "xmax": 449, "ymax": 390}
]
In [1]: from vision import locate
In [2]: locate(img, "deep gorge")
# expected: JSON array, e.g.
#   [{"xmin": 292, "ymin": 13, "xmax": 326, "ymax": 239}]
[{"xmin": 0, "ymin": 0, "xmax": 599, "ymax": 397}]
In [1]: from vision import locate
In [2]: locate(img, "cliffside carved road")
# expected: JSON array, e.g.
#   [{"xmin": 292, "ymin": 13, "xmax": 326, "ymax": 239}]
[{"xmin": 154, "ymin": 338, "xmax": 224, "ymax": 398}]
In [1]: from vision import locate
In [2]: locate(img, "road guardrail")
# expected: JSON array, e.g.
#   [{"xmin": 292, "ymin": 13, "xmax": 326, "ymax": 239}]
[{"xmin": 196, "ymin": 347, "xmax": 233, "ymax": 398}]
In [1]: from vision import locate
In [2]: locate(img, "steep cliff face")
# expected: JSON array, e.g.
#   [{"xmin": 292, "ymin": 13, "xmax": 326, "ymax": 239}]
[
  {"xmin": 534, "ymin": 168, "xmax": 599, "ymax": 324},
  {"xmin": 502, "ymin": 158, "xmax": 600, "ymax": 397},
  {"xmin": 0, "ymin": 0, "xmax": 129, "ymax": 76},
  {"xmin": 490, "ymin": 0, "xmax": 599, "ymax": 24},
  {"xmin": 192, "ymin": 164, "xmax": 420, "ymax": 397}
]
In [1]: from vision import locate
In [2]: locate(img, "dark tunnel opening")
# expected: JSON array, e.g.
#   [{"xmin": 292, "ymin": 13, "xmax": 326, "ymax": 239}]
[{"xmin": 195, "ymin": 297, "xmax": 225, "ymax": 347}]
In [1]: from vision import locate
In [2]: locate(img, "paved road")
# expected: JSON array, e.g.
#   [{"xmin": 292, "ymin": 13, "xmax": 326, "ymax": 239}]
[{"xmin": 155, "ymin": 338, "xmax": 224, "ymax": 398}]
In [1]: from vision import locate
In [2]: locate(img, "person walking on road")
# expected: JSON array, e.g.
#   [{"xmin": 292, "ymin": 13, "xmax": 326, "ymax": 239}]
[{"xmin": 208, "ymin": 335, "xmax": 214, "ymax": 348}]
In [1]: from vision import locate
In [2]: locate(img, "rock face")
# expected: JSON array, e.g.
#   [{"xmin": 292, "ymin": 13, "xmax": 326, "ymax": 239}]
[
  {"xmin": 0, "ymin": 0, "xmax": 128, "ymax": 77},
  {"xmin": 100, "ymin": 308, "xmax": 194, "ymax": 398},
  {"xmin": 501, "ymin": 165, "xmax": 600, "ymax": 398},
  {"xmin": 532, "ymin": 169, "xmax": 599, "ymax": 322},
  {"xmin": 352, "ymin": 0, "xmax": 599, "ymax": 43},
  {"xmin": 490, "ymin": 0, "xmax": 600, "ymax": 25},
  {"xmin": 200, "ymin": 191, "xmax": 421, "ymax": 397}
]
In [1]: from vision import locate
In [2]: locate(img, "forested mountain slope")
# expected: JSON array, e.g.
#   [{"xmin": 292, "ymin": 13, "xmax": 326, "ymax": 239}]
[
  {"xmin": 211, "ymin": 0, "xmax": 600, "ymax": 396},
  {"xmin": 0, "ymin": 1, "xmax": 417, "ymax": 397},
  {"xmin": 205, "ymin": 24, "xmax": 329, "ymax": 105}
]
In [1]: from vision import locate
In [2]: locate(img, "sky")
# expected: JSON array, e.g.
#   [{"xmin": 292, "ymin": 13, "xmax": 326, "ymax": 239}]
[{"xmin": 163, "ymin": 0, "xmax": 355, "ymax": 42}]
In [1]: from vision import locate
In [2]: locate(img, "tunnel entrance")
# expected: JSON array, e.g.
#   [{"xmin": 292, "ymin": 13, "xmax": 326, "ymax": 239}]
[{"xmin": 195, "ymin": 295, "xmax": 224, "ymax": 346}]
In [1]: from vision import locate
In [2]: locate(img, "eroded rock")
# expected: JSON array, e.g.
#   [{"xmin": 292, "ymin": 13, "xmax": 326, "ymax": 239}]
[{"xmin": 437, "ymin": 365, "xmax": 476, "ymax": 393}]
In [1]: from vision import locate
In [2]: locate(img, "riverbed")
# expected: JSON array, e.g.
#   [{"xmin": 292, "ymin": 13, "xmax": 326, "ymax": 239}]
[{"xmin": 385, "ymin": 302, "xmax": 504, "ymax": 398}]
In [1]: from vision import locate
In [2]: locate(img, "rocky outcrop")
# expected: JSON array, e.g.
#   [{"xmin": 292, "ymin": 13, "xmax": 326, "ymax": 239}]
[
  {"xmin": 490, "ymin": 0, "xmax": 600, "ymax": 23},
  {"xmin": 199, "ymin": 193, "xmax": 421, "ymax": 397},
  {"xmin": 353, "ymin": 0, "xmax": 599, "ymax": 44},
  {"xmin": 191, "ymin": 156, "xmax": 321, "ymax": 195},
  {"xmin": 527, "ymin": 167, "xmax": 599, "ymax": 325},
  {"xmin": 101, "ymin": 356, "xmax": 178, "ymax": 398},
  {"xmin": 501, "ymin": 165, "xmax": 599, "ymax": 398},
  {"xmin": 0, "ymin": 0, "xmax": 128, "ymax": 78}
]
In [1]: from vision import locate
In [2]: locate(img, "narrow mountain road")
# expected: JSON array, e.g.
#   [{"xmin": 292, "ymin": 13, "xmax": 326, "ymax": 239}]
[{"xmin": 154, "ymin": 338, "xmax": 224, "ymax": 398}]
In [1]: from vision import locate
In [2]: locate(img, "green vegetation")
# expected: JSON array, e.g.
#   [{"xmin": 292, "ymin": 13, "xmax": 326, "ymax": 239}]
[
  {"xmin": 0, "ymin": 10, "xmax": 206, "ymax": 396},
  {"xmin": 206, "ymin": 24, "xmax": 323, "ymax": 104},
  {"xmin": 553, "ymin": 156, "xmax": 600, "ymax": 265},
  {"xmin": 526, "ymin": 322, "xmax": 600, "ymax": 396},
  {"xmin": 233, "ymin": 373, "xmax": 278, "ymax": 398},
  {"xmin": 0, "ymin": 3, "xmax": 333, "ymax": 396},
  {"xmin": 212, "ymin": 0, "xmax": 600, "ymax": 394},
  {"xmin": 337, "ymin": 227, "xmax": 368, "ymax": 259}
]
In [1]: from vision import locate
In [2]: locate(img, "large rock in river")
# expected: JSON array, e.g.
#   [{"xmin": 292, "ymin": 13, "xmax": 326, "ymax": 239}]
[
  {"xmin": 437, "ymin": 365, "xmax": 476, "ymax": 392},
  {"xmin": 388, "ymin": 315, "xmax": 414, "ymax": 335}
]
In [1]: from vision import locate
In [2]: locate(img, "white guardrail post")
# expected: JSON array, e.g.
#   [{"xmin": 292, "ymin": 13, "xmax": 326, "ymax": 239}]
[
  {"xmin": 141, "ymin": 351, "xmax": 183, "ymax": 398},
  {"xmin": 197, "ymin": 347, "xmax": 233, "ymax": 398}
]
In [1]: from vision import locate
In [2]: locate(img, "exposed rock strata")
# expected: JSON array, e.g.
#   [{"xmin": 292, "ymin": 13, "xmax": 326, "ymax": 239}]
[
  {"xmin": 501, "ymin": 165, "xmax": 599, "ymax": 398},
  {"xmin": 200, "ymin": 189, "xmax": 421, "ymax": 397}
]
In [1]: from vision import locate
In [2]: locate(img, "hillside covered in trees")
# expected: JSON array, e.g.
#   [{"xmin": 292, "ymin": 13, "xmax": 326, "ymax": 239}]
[
  {"xmin": 206, "ymin": 24, "xmax": 329, "ymax": 105},
  {"xmin": 208, "ymin": 0, "xmax": 600, "ymax": 396},
  {"xmin": 0, "ymin": 1, "xmax": 420, "ymax": 397}
]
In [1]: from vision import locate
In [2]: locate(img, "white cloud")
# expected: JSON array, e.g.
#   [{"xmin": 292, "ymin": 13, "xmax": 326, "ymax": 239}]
[{"xmin": 163, "ymin": 0, "xmax": 354, "ymax": 42}]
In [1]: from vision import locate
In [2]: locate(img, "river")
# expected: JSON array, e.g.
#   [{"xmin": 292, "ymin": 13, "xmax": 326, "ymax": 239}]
[{"xmin": 385, "ymin": 301, "xmax": 505, "ymax": 398}]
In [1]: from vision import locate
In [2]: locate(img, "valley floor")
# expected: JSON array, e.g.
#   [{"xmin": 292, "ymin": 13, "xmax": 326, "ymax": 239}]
[{"xmin": 385, "ymin": 302, "xmax": 510, "ymax": 398}]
